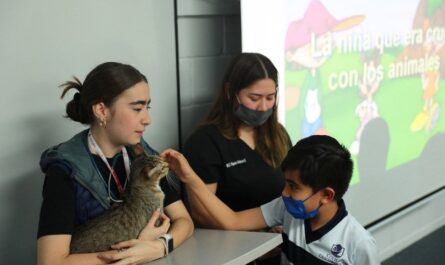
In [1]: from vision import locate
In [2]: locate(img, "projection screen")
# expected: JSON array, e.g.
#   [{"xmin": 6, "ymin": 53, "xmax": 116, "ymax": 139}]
[{"xmin": 242, "ymin": 0, "xmax": 445, "ymax": 226}]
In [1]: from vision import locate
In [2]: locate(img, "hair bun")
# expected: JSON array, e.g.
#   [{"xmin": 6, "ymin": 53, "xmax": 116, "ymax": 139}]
[{"xmin": 73, "ymin": 92, "xmax": 81, "ymax": 103}]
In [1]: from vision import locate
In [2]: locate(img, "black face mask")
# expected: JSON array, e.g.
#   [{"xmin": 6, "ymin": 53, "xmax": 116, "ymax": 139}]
[{"xmin": 235, "ymin": 104, "xmax": 273, "ymax": 127}]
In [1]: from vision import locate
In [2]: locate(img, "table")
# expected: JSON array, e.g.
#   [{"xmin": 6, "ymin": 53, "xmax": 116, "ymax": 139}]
[{"xmin": 148, "ymin": 229, "xmax": 282, "ymax": 265}]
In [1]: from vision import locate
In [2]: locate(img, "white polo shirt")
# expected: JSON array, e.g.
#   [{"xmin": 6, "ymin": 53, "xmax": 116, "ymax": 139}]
[{"xmin": 261, "ymin": 197, "xmax": 380, "ymax": 265}]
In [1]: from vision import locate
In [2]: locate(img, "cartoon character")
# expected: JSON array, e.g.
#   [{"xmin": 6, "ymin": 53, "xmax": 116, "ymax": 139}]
[
  {"xmin": 302, "ymin": 88, "xmax": 322, "ymax": 137},
  {"xmin": 350, "ymin": 52, "xmax": 381, "ymax": 155},
  {"xmin": 285, "ymin": 0, "xmax": 364, "ymax": 138},
  {"xmin": 410, "ymin": 18, "xmax": 443, "ymax": 132}
]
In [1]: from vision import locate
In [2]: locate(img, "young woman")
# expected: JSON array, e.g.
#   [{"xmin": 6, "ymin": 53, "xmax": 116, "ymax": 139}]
[
  {"xmin": 37, "ymin": 62, "xmax": 193, "ymax": 265},
  {"xmin": 183, "ymin": 53, "xmax": 291, "ymax": 264}
]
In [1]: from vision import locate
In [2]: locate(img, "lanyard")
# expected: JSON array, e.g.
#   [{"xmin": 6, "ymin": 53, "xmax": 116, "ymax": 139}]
[{"xmin": 87, "ymin": 130, "xmax": 130, "ymax": 194}]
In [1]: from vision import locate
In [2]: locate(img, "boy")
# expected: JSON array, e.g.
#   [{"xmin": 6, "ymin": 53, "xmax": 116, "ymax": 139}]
[{"xmin": 162, "ymin": 135, "xmax": 380, "ymax": 264}]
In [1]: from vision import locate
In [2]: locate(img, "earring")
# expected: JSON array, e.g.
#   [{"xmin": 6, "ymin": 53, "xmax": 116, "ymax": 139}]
[{"xmin": 100, "ymin": 119, "xmax": 107, "ymax": 128}]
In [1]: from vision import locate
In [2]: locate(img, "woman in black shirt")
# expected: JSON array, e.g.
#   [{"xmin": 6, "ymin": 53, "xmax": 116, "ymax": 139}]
[{"xmin": 183, "ymin": 53, "xmax": 291, "ymax": 264}]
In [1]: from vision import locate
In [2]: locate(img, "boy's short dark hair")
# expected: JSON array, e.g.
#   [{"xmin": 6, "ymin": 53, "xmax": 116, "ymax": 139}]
[{"xmin": 281, "ymin": 135, "xmax": 353, "ymax": 200}]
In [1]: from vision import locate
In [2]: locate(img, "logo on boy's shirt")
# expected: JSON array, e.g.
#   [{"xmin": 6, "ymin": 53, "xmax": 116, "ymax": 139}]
[
  {"xmin": 331, "ymin": 244, "xmax": 345, "ymax": 257},
  {"xmin": 318, "ymin": 244, "xmax": 346, "ymax": 264},
  {"xmin": 225, "ymin": 158, "xmax": 247, "ymax": 168}
]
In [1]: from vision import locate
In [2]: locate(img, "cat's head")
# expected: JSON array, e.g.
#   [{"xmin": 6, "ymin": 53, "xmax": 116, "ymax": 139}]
[{"xmin": 129, "ymin": 144, "xmax": 169, "ymax": 188}]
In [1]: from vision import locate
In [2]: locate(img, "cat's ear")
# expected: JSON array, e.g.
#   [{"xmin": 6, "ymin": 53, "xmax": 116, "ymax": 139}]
[{"xmin": 130, "ymin": 143, "xmax": 145, "ymax": 157}]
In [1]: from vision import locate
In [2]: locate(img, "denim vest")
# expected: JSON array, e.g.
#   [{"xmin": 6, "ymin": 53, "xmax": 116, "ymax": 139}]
[{"xmin": 39, "ymin": 129, "xmax": 158, "ymax": 226}]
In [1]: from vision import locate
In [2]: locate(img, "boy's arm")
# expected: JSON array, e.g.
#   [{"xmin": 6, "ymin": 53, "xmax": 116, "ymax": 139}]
[{"xmin": 161, "ymin": 149, "xmax": 268, "ymax": 231}]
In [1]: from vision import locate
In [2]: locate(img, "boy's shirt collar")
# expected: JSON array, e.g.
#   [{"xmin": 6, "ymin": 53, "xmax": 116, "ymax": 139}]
[{"xmin": 304, "ymin": 199, "xmax": 348, "ymax": 244}]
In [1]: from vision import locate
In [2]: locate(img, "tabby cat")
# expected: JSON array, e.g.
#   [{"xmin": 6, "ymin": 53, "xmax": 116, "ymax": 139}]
[{"xmin": 70, "ymin": 144, "xmax": 169, "ymax": 253}]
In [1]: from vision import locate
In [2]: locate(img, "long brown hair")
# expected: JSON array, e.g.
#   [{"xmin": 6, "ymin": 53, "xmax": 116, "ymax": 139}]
[{"xmin": 201, "ymin": 53, "xmax": 289, "ymax": 168}]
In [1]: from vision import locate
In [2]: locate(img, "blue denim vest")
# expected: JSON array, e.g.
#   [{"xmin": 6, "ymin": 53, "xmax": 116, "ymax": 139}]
[{"xmin": 39, "ymin": 129, "xmax": 158, "ymax": 226}]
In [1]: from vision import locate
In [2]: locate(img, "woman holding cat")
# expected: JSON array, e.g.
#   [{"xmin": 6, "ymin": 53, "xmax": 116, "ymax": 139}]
[
  {"xmin": 37, "ymin": 62, "xmax": 193, "ymax": 265},
  {"xmin": 182, "ymin": 53, "xmax": 291, "ymax": 264}
]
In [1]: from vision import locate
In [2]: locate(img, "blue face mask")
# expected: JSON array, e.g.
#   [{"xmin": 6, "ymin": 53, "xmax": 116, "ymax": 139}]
[
  {"xmin": 282, "ymin": 193, "xmax": 321, "ymax": 219},
  {"xmin": 235, "ymin": 104, "xmax": 273, "ymax": 127}
]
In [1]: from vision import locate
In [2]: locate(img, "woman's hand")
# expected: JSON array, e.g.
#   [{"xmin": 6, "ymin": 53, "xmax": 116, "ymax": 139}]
[
  {"xmin": 160, "ymin": 149, "xmax": 198, "ymax": 184},
  {"xmin": 97, "ymin": 210, "xmax": 171, "ymax": 264},
  {"xmin": 138, "ymin": 208, "xmax": 170, "ymax": 241},
  {"xmin": 97, "ymin": 239, "xmax": 165, "ymax": 265}
]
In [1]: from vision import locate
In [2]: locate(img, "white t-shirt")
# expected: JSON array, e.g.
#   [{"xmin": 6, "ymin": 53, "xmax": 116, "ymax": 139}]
[{"xmin": 261, "ymin": 197, "xmax": 380, "ymax": 265}]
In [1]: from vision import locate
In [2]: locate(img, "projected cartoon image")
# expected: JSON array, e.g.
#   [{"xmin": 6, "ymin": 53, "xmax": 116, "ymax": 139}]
[
  {"xmin": 350, "ymin": 51, "xmax": 381, "ymax": 155},
  {"xmin": 242, "ymin": 0, "xmax": 445, "ymax": 226},
  {"xmin": 284, "ymin": 0, "xmax": 364, "ymax": 138},
  {"xmin": 410, "ymin": 18, "xmax": 443, "ymax": 133},
  {"xmin": 284, "ymin": 0, "xmax": 445, "ymax": 184}
]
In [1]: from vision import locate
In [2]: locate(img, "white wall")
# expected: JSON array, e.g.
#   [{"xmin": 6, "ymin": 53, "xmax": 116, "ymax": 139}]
[{"xmin": 0, "ymin": 1, "xmax": 177, "ymax": 263}]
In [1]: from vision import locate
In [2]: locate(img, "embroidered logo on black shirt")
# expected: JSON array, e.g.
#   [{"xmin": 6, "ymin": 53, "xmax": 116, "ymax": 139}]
[{"xmin": 225, "ymin": 158, "xmax": 247, "ymax": 168}]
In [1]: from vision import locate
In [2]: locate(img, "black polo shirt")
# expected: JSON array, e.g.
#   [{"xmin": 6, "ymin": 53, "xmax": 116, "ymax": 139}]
[{"xmin": 184, "ymin": 124, "xmax": 285, "ymax": 212}]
